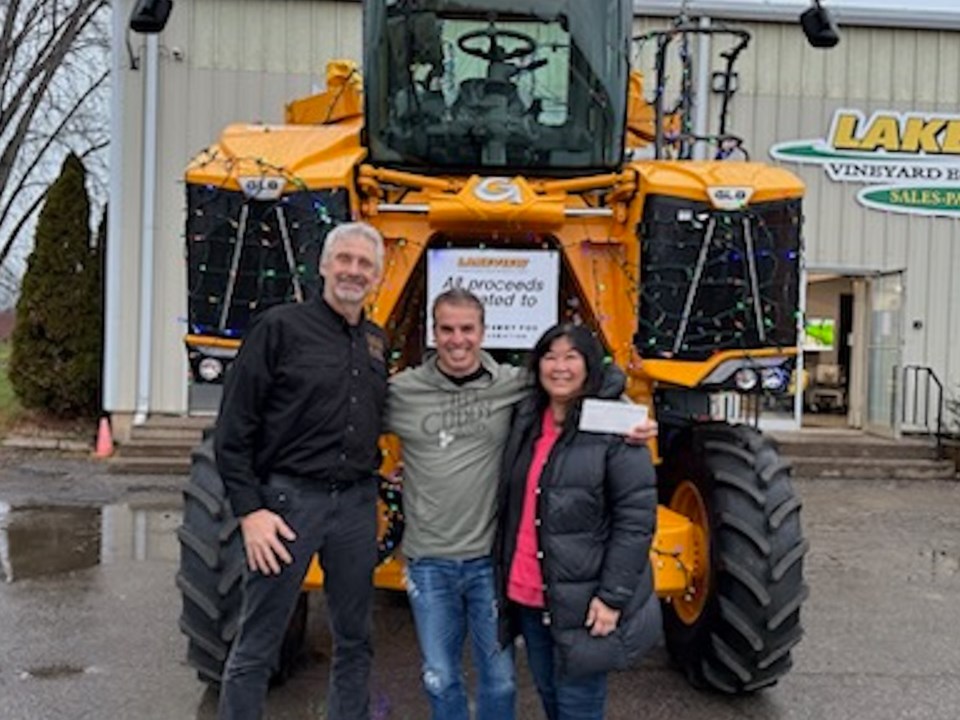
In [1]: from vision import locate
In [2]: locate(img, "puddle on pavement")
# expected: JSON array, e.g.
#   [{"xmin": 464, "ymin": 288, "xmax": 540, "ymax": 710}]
[
  {"xmin": 0, "ymin": 502, "xmax": 181, "ymax": 582},
  {"xmin": 19, "ymin": 664, "xmax": 88, "ymax": 680},
  {"xmin": 17, "ymin": 466, "xmax": 69, "ymax": 478}
]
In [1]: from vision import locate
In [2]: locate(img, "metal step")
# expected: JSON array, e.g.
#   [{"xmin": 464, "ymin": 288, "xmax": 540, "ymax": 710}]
[
  {"xmin": 127, "ymin": 427, "xmax": 209, "ymax": 443},
  {"xmin": 108, "ymin": 456, "xmax": 190, "ymax": 475},
  {"xmin": 110, "ymin": 415, "xmax": 209, "ymax": 473},
  {"xmin": 789, "ymin": 457, "xmax": 957, "ymax": 481},
  {"xmin": 136, "ymin": 415, "xmax": 214, "ymax": 430},
  {"xmin": 770, "ymin": 429, "xmax": 941, "ymax": 460},
  {"xmin": 115, "ymin": 442, "xmax": 196, "ymax": 458},
  {"xmin": 774, "ymin": 440, "xmax": 939, "ymax": 460}
]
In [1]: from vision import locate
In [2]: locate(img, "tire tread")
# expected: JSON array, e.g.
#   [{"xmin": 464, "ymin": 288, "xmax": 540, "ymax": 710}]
[{"xmin": 660, "ymin": 422, "xmax": 809, "ymax": 695}]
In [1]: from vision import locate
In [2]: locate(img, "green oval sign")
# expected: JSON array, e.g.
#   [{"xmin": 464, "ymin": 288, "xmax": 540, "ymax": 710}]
[{"xmin": 857, "ymin": 185, "xmax": 960, "ymax": 217}]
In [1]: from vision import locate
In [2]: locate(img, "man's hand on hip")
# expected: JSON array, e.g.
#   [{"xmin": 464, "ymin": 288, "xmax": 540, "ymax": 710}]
[{"xmin": 239, "ymin": 509, "xmax": 297, "ymax": 575}]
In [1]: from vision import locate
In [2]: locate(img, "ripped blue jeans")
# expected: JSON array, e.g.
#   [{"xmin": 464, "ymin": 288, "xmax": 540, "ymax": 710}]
[{"xmin": 405, "ymin": 556, "xmax": 516, "ymax": 720}]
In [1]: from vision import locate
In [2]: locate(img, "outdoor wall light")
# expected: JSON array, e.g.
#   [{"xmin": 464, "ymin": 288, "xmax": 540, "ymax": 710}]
[
  {"xmin": 130, "ymin": 0, "xmax": 173, "ymax": 34},
  {"xmin": 801, "ymin": 1, "xmax": 841, "ymax": 48}
]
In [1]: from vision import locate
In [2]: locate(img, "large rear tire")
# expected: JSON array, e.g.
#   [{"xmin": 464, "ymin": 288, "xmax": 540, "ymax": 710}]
[
  {"xmin": 176, "ymin": 436, "xmax": 306, "ymax": 685},
  {"xmin": 658, "ymin": 422, "xmax": 808, "ymax": 693}
]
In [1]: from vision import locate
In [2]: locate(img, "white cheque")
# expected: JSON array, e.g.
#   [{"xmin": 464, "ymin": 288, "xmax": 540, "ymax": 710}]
[{"xmin": 578, "ymin": 399, "xmax": 649, "ymax": 435}]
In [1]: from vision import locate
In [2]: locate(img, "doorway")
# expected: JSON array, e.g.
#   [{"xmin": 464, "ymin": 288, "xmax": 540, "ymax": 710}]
[
  {"xmin": 802, "ymin": 275, "xmax": 854, "ymax": 429},
  {"xmin": 799, "ymin": 269, "xmax": 904, "ymax": 436},
  {"xmin": 863, "ymin": 271, "xmax": 904, "ymax": 438}
]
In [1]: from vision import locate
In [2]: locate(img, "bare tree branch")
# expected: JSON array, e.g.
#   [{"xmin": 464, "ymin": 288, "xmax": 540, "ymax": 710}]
[
  {"xmin": 80, "ymin": 140, "xmax": 109, "ymax": 157},
  {"xmin": 0, "ymin": 1, "xmax": 41, "ymax": 96},
  {"xmin": 0, "ymin": 0, "xmax": 26, "ymax": 82},
  {"xmin": 0, "ymin": 0, "xmax": 110, "ymax": 283},
  {"xmin": 0, "ymin": 66, "xmax": 108, "ymax": 235},
  {"xmin": 0, "ymin": 2, "xmax": 102, "ymax": 186},
  {"xmin": 0, "ymin": 2, "xmax": 79, "ymax": 131},
  {"xmin": 0, "ymin": 188, "xmax": 48, "ymax": 271}
]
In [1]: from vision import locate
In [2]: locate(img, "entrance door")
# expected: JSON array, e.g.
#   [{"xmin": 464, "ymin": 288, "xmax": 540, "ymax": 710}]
[{"xmin": 864, "ymin": 271, "xmax": 904, "ymax": 438}]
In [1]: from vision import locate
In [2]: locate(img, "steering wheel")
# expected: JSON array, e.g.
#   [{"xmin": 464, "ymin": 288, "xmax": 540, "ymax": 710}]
[{"xmin": 457, "ymin": 26, "xmax": 537, "ymax": 62}]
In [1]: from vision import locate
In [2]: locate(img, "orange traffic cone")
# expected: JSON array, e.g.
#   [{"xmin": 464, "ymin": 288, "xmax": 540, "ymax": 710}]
[{"xmin": 94, "ymin": 416, "xmax": 114, "ymax": 458}]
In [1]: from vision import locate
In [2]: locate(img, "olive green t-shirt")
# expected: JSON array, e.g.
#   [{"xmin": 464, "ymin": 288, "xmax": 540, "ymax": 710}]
[{"xmin": 384, "ymin": 351, "xmax": 531, "ymax": 560}]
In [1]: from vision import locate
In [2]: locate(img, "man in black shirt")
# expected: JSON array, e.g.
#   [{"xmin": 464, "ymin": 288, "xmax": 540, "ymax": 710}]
[{"xmin": 215, "ymin": 221, "xmax": 387, "ymax": 720}]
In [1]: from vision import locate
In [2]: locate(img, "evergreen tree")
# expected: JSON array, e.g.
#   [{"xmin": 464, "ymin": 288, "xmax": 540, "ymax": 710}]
[{"xmin": 9, "ymin": 153, "xmax": 102, "ymax": 417}]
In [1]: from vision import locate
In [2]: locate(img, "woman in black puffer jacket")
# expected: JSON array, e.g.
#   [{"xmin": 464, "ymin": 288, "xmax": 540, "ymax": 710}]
[{"xmin": 495, "ymin": 324, "xmax": 661, "ymax": 720}]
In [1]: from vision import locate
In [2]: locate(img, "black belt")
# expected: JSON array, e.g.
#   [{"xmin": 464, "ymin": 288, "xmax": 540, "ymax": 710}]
[{"xmin": 266, "ymin": 472, "xmax": 366, "ymax": 493}]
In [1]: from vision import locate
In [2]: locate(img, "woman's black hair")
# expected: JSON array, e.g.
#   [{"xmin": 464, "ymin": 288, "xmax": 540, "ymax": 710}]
[{"xmin": 528, "ymin": 323, "xmax": 606, "ymax": 431}]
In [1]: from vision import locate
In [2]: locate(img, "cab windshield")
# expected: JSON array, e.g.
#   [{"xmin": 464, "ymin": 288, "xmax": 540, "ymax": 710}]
[{"xmin": 365, "ymin": 0, "xmax": 630, "ymax": 173}]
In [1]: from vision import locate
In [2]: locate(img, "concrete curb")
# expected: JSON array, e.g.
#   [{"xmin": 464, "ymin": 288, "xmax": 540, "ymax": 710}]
[{"xmin": 2, "ymin": 436, "xmax": 92, "ymax": 452}]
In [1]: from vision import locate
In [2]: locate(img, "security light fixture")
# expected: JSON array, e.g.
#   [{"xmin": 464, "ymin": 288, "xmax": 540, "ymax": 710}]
[
  {"xmin": 129, "ymin": 0, "xmax": 173, "ymax": 34},
  {"xmin": 801, "ymin": 1, "xmax": 840, "ymax": 48}
]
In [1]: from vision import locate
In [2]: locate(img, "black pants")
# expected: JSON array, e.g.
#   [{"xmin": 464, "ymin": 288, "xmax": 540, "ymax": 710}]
[{"xmin": 218, "ymin": 475, "xmax": 378, "ymax": 720}]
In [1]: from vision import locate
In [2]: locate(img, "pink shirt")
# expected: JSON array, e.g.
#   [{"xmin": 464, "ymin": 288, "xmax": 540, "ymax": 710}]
[{"xmin": 507, "ymin": 409, "xmax": 560, "ymax": 608}]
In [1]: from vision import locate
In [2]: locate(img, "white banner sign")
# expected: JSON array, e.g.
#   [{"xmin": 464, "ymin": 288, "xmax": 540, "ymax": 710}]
[
  {"xmin": 770, "ymin": 108, "xmax": 960, "ymax": 217},
  {"xmin": 426, "ymin": 249, "xmax": 559, "ymax": 349}
]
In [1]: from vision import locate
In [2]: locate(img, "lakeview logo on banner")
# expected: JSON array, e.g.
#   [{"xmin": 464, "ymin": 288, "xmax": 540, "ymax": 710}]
[
  {"xmin": 426, "ymin": 249, "xmax": 559, "ymax": 349},
  {"xmin": 771, "ymin": 109, "xmax": 960, "ymax": 217}
]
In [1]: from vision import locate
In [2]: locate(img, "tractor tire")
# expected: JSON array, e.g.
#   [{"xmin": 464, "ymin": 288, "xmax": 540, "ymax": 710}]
[
  {"xmin": 176, "ymin": 436, "xmax": 306, "ymax": 686},
  {"xmin": 658, "ymin": 422, "xmax": 809, "ymax": 694}
]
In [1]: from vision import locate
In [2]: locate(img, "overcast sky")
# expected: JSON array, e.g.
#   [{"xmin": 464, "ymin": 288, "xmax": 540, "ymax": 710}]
[
  {"xmin": 666, "ymin": 0, "xmax": 959, "ymax": 9},
  {"xmin": 640, "ymin": 1, "xmax": 960, "ymax": 15},
  {"xmin": 639, "ymin": 0, "xmax": 960, "ymax": 29},
  {"xmin": 826, "ymin": 0, "xmax": 955, "ymax": 8}
]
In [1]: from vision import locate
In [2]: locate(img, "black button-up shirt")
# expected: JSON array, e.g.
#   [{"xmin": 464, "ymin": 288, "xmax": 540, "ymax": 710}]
[{"xmin": 215, "ymin": 295, "xmax": 388, "ymax": 516}]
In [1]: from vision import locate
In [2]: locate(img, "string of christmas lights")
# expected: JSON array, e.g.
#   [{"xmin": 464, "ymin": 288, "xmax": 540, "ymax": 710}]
[
  {"xmin": 185, "ymin": 179, "xmax": 348, "ymax": 338},
  {"xmin": 636, "ymin": 197, "xmax": 802, "ymax": 358},
  {"xmin": 377, "ymin": 474, "xmax": 405, "ymax": 561}
]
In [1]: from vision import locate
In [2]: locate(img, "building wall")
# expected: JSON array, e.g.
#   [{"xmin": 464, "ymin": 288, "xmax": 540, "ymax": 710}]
[
  {"xmin": 115, "ymin": 3, "xmax": 960, "ymax": 419},
  {"xmin": 115, "ymin": 0, "xmax": 363, "ymax": 418},
  {"xmin": 718, "ymin": 21, "xmax": 960, "ymax": 400}
]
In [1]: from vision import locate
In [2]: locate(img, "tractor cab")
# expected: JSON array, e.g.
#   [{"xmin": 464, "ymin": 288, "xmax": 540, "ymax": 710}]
[{"xmin": 363, "ymin": 0, "xmax": 632, "ymax": 173}]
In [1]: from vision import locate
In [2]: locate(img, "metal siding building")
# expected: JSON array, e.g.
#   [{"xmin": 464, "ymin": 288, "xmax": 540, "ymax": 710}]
[
  {"xmin": 109, "ymin": 0, "xmax": 960, "ymax": 436},
  {"xmin": 109, "ymin": 0, "xmax": 363, "ymax": 438},
  {"xmin": 725, "ymin": 20, "xmax": 960, "ymax": 432}
]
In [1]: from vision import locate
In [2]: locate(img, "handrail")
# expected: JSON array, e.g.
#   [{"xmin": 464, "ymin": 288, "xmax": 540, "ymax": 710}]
[{"xmin": 901, "ymin": 365, "xmax": 945, "ymax": 459}]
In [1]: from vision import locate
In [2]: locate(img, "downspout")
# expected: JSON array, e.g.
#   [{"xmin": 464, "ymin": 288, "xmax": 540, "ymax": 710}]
[
  {"xmin": 104, "ymin": 1, "xmax": 126, "ymax": 413},
  {"xmin": 692, "ymin": 16, "xmax": 711, "ymax": 160},
  {"xmin": 134, "ymin": 33, "xmax": 159, "ymax": 426},
  {"xmin": 795, "ymin": 264, "xmax": 808, "ymax": 428}
]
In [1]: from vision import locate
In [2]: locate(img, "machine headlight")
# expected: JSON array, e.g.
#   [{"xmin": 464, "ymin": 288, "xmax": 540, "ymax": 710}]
[
  {"xmin": 761, "ymin": 367, "xmax": 788, "ymax": 392},
  {"xmin": 197, "ymin": 357, "xmax": 224, "ymax": 382},
  {"xmin": 733, "ymin": 368, "xmax": 758, "ymax": 391}
]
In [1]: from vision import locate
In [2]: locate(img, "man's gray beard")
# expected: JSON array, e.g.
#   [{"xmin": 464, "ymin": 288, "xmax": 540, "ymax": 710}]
[{"xmin": 332, "ymin": 284, "xmax": 367, "ymax": 304}]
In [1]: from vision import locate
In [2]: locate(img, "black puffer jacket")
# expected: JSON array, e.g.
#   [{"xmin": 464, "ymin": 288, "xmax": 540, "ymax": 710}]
[{"xmin": 495, "ymin": 366, "xmax": 661, "ymax": 678}]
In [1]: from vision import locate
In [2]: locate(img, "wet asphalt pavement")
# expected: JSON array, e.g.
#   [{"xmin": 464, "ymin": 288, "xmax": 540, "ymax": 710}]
[{"xmin": 0, "ymin": 448, "xmax": 959, "ymax": 720}]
